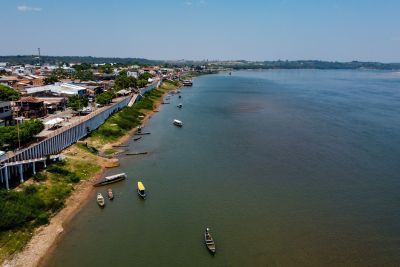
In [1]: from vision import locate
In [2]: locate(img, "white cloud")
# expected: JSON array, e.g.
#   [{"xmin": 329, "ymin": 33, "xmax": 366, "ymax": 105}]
[
  {"xmin": 184, "ymin": 1, "xmax": 207, "ymax": 7},
  {"xmin": 17, "ymin": 5, "xmax": 42, "ymax": 12}
]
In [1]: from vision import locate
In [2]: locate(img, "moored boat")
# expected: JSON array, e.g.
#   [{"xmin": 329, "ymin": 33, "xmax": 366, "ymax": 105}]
[
  {"xmin": 173, "ymin": 119, "xmax": 183, "ymax": 127},
  {"xmin": 97, "ymin": 193, "xmax": 105, "ymax": 207},
  {"xmin": 107, "ymin": 188, "xmax": 114, "ymax": 200},
  {"xmin": 137, "ymin": 181, "xmax": 146, "ymax": 199},
  {"xmin": 204, "ymin": 228, "xmax": 216, "ymax": 254},
  {"xmin": 183, "ymin": 80, "xmax": 193, "ymax": 86},
  {"xmin": 93, "ymin": 173, "xmax": 127, "ymax": 187},
  {"xmin": 177, "ymin": 103, "xmax": 183, "ymax": 108}
]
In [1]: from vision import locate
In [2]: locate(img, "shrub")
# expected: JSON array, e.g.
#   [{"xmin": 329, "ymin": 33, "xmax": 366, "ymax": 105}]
[
  {"xmin": 68, "ymin": 173, "xmax": 80, "ymax": 183},
  {"xmin": 34, "ymin": 212, "xmax": 49, "ymax": 226},
  {"xmin": 33, "ymin": 173, "xmax": 46, "ymax": 182}
]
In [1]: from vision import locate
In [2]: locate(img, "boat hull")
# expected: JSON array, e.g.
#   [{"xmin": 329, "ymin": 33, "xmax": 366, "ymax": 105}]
[
  {"xmin": 204, "ymin": 229, "xmax": 216, "ymax": 254},
  {"xmin": 137, "ymin": 189, "xmax": 146, "ymax": 199},
  {"xmin": 93, "ymin": 176, "xmax": 126, "ymax": 187}
]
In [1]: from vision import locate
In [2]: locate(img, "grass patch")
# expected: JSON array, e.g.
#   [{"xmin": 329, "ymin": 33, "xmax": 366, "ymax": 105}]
[
  {"xmin": 104, "ymin": 148, "xmax": 118, "ymax": 156},
  {"xmin": 0, "ymin": 152, "xmax": 101, "ymax": 263},
  {"xmin": 76, "ymin": 143, "xmax": 99, "ymax": 154},
  {"xmin": 0, "ymin": 229, "xmax": 33, "ymax": 262}
]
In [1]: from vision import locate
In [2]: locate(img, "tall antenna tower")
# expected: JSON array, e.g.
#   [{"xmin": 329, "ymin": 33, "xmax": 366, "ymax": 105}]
[{"xmin": 38, "ymin": 48, "xmax": 41, "ymax": 66}]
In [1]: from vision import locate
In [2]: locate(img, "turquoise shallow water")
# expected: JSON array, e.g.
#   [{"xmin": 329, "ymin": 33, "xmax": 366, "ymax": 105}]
[{"xmin": 44, "ymin": 70, "xmax": 400, "ymax": 267}]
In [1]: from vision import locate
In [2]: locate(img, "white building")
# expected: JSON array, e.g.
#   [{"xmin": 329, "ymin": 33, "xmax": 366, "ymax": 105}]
[
  {"xmin": 26, "ymin": 83, "xmax": 86, "ymax": 96},
  {"xmin": 127, "ymin": 71, "xmax": 138, "ymax": 79}
]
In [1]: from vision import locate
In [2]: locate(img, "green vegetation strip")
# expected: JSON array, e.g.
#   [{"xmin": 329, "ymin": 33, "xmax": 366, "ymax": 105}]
[{"xmin": 91, "ymin": 81, "xmax": 176, "ymax": 143}]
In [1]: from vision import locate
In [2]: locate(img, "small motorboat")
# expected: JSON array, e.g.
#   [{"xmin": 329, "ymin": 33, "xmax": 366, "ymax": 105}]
[
  {"xmin": 178, "ymin": 95, "xmax": 182, "ymax": 98},
  {"xmin": 137, "ymin": 181, "xmax": 146, "ymax": 199},
  {"xmin": 133, "ymin": 136, "xmax": 142, "ymax": 142},
  {"xmin": 97, "ymin": 193, "xmax": 105, "ymax": 207},
  {"xmin": 107, "ymin": 188, "xmax": 114, "ymax": 200},
  {"xmin": 137, "ymin": 126, "xmax": 142, "ymax": 133},
  {"xmin": 177, "ymin": 103, "xmax": 183, "ymax": 108},
  {"xmin": 204, "ymin": 228, "xmax": 216, "ymax": 254},
  {"xmin": 173, "ymin": 119, "xmax": 183, "ymax": 127},
  {"xmin": 183, "ymin": 80, "xmax": 193, "ymax": 86}
]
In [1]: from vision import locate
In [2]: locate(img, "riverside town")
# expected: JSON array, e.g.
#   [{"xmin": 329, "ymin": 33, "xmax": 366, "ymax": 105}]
[{"xmin": 2, "ymin": 1, "xmax": 400, "ymax": 267}]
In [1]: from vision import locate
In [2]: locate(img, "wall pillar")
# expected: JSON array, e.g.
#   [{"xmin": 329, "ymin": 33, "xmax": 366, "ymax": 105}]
[
  {"xmin": 5, "ymin": 166, "xmax": 9, "ymax": 190},
  {"xmin": 32, "ymin": 162, "xmax": 36, "ymax": 174},
  {"xmin": 19, "ymin": 164, "xmax": 24, "ymax": 183}
]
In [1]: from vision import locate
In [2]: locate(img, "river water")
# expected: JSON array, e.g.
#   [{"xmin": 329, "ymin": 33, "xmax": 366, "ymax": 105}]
[{"xmin": 44, "ymin": 70, "xmax": 400, "ymax": 267}]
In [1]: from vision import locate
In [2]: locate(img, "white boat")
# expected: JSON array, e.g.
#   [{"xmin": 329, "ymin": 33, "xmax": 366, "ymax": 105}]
[
  {"xmin": 173, "ymin": 119, "xmax": 183, "ymax": 127},
  {"xmin": 177, "ymin": 103, "xmax": 183, "ymax": 108},
  {"xmin": 93, "ymin": 173, "xmax": 127, "ymax": 187},
  {"xmin": 97, "ymin": 193, "xmax": 105, "ymax": 207}
]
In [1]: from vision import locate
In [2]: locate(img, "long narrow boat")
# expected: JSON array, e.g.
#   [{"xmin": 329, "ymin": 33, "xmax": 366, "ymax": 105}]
[
  {"xmin": 204, "ymin": 228, "xmax": 216, "ymax": 254},
  {"xmin": 137, "ymin": 181, "xmax": 146, "ymax": 199},
  {"xmin": 97, "ymin": 193, "xmax": 105, "ymax": 207},
  {"xmin": 93, "ymin": 173, "xmax": 127, "ymax": 187}
]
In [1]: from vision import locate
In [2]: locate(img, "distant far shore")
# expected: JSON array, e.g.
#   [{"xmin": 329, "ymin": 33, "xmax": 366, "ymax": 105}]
[{"xmin": 0, "ymin": 55, "xmax": 399, "ymax": 70}]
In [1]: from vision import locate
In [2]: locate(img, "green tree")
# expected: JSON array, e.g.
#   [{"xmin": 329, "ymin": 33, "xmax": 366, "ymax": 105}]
[
  {"xmin": 73, "ymin": 70, "xmax": 94, "ymax": 81},
  {"xmin": 138, "ymin": 72, "xmax": 153, "ymax": 80},
  {"xmin": 52, "ymin": 68, "xmax": 70, "ymax": 79},
  {"xmin": 0, "ymin": 119, "xmax": 44, "ymax": 148},
  {"xmin": 68, "ymin": 95, "xmax": 88, "ymax": 111},
  {"xmin": 136, "ymin": 79, "xmax": 148, "ymax": 88},
  {"xmin": 114, "ymin": 72, "xmax": 136, "ymax": 89},
  {"xmin": 96, "ymin": 91, "xmax": 116, "ymax": 105},
  {"xmin": 0, "ymin": 84, "xmax": 20, "ymax": 101},
  {"xmin": 72, "ymin": 63, "xmax": 92, "ymax": 71},
  {"xmin": 98, "ymin": 64, "xmax": 113, "ymax": 74},
  {"xmin": 44, "ymin": 75, "xmax": 59, "ymax": 85}
]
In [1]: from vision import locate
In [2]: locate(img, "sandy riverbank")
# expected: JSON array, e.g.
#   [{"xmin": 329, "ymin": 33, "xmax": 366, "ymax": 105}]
[{"xmin": 2, "ymin": 86, "xmax": 177, "ymax": 267}]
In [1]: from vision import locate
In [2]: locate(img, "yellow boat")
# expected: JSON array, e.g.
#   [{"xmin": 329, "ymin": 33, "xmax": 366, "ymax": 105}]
[{"xmin": 137, "ymin": 181, "xmax": 146, "ymax": 199}]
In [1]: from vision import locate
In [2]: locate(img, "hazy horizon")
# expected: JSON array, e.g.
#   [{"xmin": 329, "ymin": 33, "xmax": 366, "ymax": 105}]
[{"xmin": 1, "ymin": 0, "xmax": 400, "ymax": 62}]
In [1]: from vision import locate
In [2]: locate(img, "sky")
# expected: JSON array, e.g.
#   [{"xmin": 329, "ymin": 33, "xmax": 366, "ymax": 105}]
[{"xmin": 1, "ymin": 0, "xmax": 400, "ymax": 62}]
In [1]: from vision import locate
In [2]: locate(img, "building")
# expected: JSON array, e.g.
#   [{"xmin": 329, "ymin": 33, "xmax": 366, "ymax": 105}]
[
  {"xmin": 14, "ymin": 96, "xmax": 47, "ymax": 118},
  {"xmin": 0, "ymin": 101, "xmax": 12, "ymax": 126},
  {"xmin": 0, "ymin": 75, "xmax": 44, "ymax": 90},
  {"xmin": 127, "ymin": 71, "xmax": 138, "ymax": 79},
  {"xmin": 25, "ymin": 83, "xmax": 87, "ymax": 96}
]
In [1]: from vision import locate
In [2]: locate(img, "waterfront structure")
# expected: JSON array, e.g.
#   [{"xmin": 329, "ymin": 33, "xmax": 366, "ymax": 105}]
[{"xmin": 0, "ymin": 82, "xmax": 159, "ymax": 190}]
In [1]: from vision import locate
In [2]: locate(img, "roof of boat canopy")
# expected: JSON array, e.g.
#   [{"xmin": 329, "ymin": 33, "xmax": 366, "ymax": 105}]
[{"xmin": 137, "ymin": 182, "xmax": 145, "ymax": 191}]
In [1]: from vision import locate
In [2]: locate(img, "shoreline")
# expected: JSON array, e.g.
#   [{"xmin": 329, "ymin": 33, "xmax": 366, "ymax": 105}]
[{"xmin": 3, "ymin": 83, "xmax": 179, "ymax": 267}]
